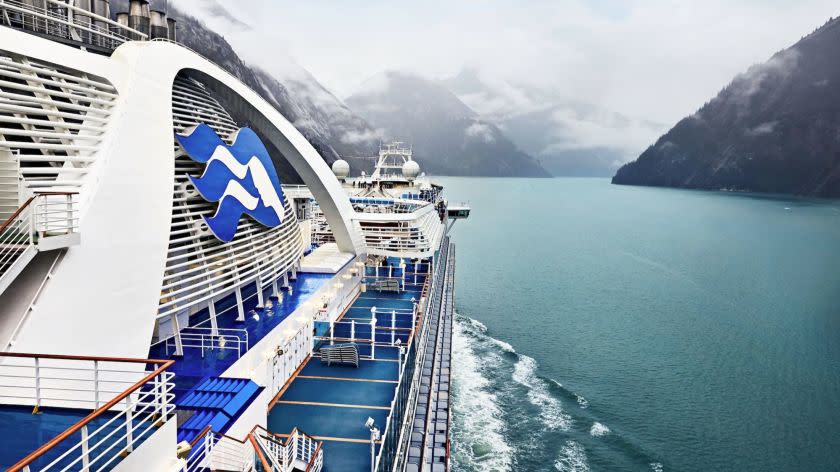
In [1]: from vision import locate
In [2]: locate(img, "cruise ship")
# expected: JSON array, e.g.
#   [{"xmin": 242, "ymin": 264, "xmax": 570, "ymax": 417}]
[{"xmin": 0, "ymin": 2, "xmax": 468, "ymax": 471}]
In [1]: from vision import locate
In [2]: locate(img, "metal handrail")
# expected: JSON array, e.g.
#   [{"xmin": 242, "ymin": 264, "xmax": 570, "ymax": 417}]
[
  {"xmin": 414, "ymin": 244, "xmax": 454, "ymax": 470},
  {"xmin": 248, "ymin": 433, "xmax": 272, "ymax": 472},
  {"xmin": 164, "ymin": 326, "xmax": 249, "ymax": 358},
  {"xmin": 0, "ymin": 0, "xmax": 147, "ymax": 50},
  {"xmin": 3, "ymin": 352, "xmax": 174, "ymax": 472},
  {"xmin": 0, "ymin": 191, "xmax": 78, "ymax": 235},
  {"xmin": 305, "ymin": 441, "xmax": 324, "ymax": 472},
  {"xmin": 381, "ymin": 239, "xmax": 450, "ymax": 472}
]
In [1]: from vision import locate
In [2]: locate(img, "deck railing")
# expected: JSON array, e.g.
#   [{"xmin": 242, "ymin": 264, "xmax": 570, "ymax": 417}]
[
  {"xmin": 164, "ymin": 326, "xmax": 249, "ymax": 359},
  {"xmin": 183, "ymin": 427, "xmax": 258, "ymax": 472},
  {"xmin": 183, "ymin": 426, "xmax": 323, "ymax": 472},
  {"xmin": 0, "ymin": 0, "xmax": 147, "ymax": 51},
  {"xmin": 0, "ymin": 352, "xmax": 175, "ymax": 472},
  {"xmin": 376, "ymin": 237, "xmax": 450, "ymax": 472},
  {"xmin": 0, "ymin": 192, "xmax": 78, "ymax": 270}
]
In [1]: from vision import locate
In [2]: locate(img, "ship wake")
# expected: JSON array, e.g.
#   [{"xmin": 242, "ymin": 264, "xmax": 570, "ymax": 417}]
[{"xmin": 451, "ymin": 313, "xmax": 664, "ymax": 471}]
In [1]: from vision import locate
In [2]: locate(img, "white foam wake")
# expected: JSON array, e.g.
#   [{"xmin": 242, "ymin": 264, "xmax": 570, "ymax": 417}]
[
  {"xmin": 555, "ymin": 440, "xmax": 590, "ymax": 472},
  {"xmin": 451, "ymin": 315, "xmax": 513, "ymax": 471},
  {"xmin": 512, "ymin": 355, "xmax": 572, "ymax": 431},
  {"xmin": 590, "ymin": 422, "xmax": 610, "ymax": 437}
]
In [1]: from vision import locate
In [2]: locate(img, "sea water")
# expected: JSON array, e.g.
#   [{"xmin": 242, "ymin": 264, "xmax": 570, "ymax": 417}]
[{"xmin": 439, "ymin": 177, "xmax": 840, "ymax": 471}]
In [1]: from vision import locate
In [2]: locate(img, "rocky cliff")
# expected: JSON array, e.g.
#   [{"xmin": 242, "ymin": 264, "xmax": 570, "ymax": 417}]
[{"xmin": 613, "ymin": 17, "xmax": 840, "ymax": 197}]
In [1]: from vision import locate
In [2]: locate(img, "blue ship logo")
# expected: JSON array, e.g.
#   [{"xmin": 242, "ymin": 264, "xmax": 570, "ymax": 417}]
[{"xmin": 175, "ymin": 123, "xmax": 286, "ymax": 242}]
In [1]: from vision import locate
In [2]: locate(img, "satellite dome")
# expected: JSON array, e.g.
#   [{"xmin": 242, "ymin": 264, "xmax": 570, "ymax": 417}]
[
  {"xmin": 402, "ymin": 160, "xmax": 421, "ymax": 180},
  {"xmin": 332, "ymin": 159, "xmax": 350, "ymax": 178}
]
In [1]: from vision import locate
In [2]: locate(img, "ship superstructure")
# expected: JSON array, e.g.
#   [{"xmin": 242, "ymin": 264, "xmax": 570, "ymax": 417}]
[{"xmin": 0, "ymin": 2, "xmax": 467, "ymax": 471}]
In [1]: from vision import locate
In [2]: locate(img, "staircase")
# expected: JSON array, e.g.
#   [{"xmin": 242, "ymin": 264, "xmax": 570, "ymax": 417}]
[
  {"xmin": 0, "ymin": 192, "xmax": 80, "ymax": 296},
  {"xmin": 177, "ymin": 377, "xmax": 263, "ymax": 444},
  {"xmin": 253, "ymin": 427, "xmax": 324, "ymax": 472}
]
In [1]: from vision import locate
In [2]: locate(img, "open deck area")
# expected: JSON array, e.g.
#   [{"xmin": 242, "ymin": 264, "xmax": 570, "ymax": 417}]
[
  {"xmin": 268, "ymin": 263, "xmax": 428, "ymax": 472},
  {"xmin": 149, "ymin": 272, "xmax": 333, "ymax": 399}
]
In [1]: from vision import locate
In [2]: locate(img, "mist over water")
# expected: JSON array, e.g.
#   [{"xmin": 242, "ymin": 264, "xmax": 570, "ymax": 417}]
[{"xmin": 442, "ymin": 178, "xmax": 840, "ymax": 471}]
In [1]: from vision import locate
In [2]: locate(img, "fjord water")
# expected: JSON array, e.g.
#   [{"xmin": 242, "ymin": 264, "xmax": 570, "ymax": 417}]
[{"xmin": 439, "ymin": 177, "xmax": 840, "ymax": 472}]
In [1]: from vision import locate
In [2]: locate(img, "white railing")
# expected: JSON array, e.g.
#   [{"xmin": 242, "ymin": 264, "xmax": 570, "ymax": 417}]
[
  {"xmin": 354, "ymin": 208, "xmax": 444, "ymax": 258},
  {"xmin": 0, "ymin": 353, "xmax": 175, "ymax": 472},
  {"xmin": 385, "ymin": 240, "xmax": 450, "ymax": 472},
  {"xmin": 0, "ymin": 197, "xmax": 34, "ymax": 276},
  {"xmin": 184, "ymin": 426, "xmax": 322, "ymax": 472},
  {"xmin": 280, "ymin": 184, "xmax": 313, "ymax": 200},
  {"xmin": 183, "ymin": 428, "xmax": 255, "ymax": 472},
  {"xmin": 164, "ymin": 326, "xmax": 249, "ymax": 359},
  {"xmin": 0, "ymin": 0, "xmax": 147, "ymax": 50},
  {"xmin": 32, "ymin": 193, "xmax": 79, "ymax": 237},
  {"xmin": 0, "ymin": 192, "xmax": 78, "ymax": 292},
  {"xmin": 255, "ymin": 428, "xmax": 323, "ymax": 472}
]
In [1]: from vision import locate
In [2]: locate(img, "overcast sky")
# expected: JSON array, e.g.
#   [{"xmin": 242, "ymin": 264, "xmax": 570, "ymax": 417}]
[{"xmin": 179, "ymin": 0, "xmax": 837, "ymax": 125}]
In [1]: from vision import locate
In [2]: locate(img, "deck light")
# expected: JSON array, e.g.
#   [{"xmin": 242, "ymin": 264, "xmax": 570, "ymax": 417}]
[{"xmin": 365, "ymin": 417, "xmax": 380, "ymax": 472}]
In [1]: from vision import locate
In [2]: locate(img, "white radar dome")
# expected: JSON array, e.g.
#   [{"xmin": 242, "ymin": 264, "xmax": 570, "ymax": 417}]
[
  {"xmin": 402, "ymin": 160, "xmax": 421, "ymax": 180},
  {"xmin": 332, "ymin": 159, "xmax": 350, "ymax": 178}
]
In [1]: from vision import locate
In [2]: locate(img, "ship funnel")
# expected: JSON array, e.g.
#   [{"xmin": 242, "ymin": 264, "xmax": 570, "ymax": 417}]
[
  {"xmin": 149, "ymin": 9, "xmax": 168, "ymax": 39},
  {"xmin": 91, "ymin": 0, "xmax": 110, "ymax": 35},
  {"xmin": 74, "ymin": 0, "xmax": 92, "ymax": 14},
  {"xmin": 166, "ymin": 17, "xmax": 177, "ymax": 41},
  {"xmin": 128, "ymin": 0, "xmax": 150, "ymax": 39},
  {"xmin": 116, "ymin": 12, "xmax": 129, "ymax": 28},
  {"xmin": 74, "ymin": 0, "xmax": 92, "ymax": 30}
]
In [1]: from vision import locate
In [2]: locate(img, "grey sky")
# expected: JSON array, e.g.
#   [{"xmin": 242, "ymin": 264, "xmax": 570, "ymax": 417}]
[{"xmin": 180, "ymin": 0, "xmax": 837, "ymax": 125}]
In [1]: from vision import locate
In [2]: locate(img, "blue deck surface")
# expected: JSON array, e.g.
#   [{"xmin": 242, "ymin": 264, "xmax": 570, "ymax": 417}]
[
  {"xmin": 280, "ymin": 378, "xmax": 394, "ymax": 407},
  {"xmin": 269, "ymin": 401, "xmax": 390, "ymax": 440},
  {"xmin": 149, "ymin": 273, "xmax": 332, "ymax": 399},
  {"xmin": 268, "ymin": 284, "xmax": 419, "ymax": 472},
  {"xmin": 0, "ymin": 405, "xmax": 153, "ymax": 470},
  {"xmin": 300, "ymin": 358, "xmax": 399, "ymax": 381}
]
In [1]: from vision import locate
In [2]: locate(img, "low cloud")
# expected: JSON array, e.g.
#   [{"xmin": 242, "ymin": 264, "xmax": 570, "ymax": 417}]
[
  {"xmin": 539, "ymin": 107, "xmax": 665, "ymax": 161},
  {"xmin": 341, "ymin": 128, "xmax": 386, "ymax": 144},
  {"xmin": 745, "ymin": 121, "xmax": 778, "ymax": 136},
  {"xmin": 465, "ymin": 122, "xmax": 496, "ymax": 143}
]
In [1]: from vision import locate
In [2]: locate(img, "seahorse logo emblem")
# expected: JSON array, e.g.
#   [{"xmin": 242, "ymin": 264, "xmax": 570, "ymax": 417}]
[{"xmin": 175, "ymin": 123, "xmax": 286, "ymax": 242}]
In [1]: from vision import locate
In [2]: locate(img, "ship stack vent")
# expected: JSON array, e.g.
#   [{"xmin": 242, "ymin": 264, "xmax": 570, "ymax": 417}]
[
  {"xmin": 91, "ymin": 0, "xmax": 110, "ymax": 31},
  {"xmin": 116, "ymin": 11, "xmax": 129, "ymax": 28},
  {"xmin": 128, "ymin": 0, "xmax": 150, "ymax": 39},
  {"xmin": 166, "ymin": 16, "xmax": 177, "ymax": 41},
  {"xmin": 149, "ymin": 9, "xmax": 168, "ymax": 39}
]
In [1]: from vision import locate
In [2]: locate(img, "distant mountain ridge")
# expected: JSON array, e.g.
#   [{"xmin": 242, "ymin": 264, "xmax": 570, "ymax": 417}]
[
  {"xmin": 613, "ymin": 17, "xmax": 840, "ymax": 197},
  {"xmin": 115, "ymin": 1, "xmax": 547, "ymax": 178},
  {"xmin": 443, "ymin": 69, "xmax": 665, "ymax": 177},
  {"xmin": 346, "ymin": 71, "xmax": 550, "ymax": 177}
]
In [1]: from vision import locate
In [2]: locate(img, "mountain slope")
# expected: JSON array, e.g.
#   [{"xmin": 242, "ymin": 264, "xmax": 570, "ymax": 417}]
[
  {"xmin": 110, "ymin": 1, "xmax": 380, "ymax": 179},
  {"xmin": 613, "ymin": 17, "xmax": 840, "ymax": 197},
  {"xmin": 346, "ymin": 72, "xmax": 550, "ymax": 177},
  {"xmin": 443, "ymin": 69, "xmax": 665, "ymax": 177},
  {"xmin": 174, "ymin": 11, "xmax": 381, "ymax": 175}
]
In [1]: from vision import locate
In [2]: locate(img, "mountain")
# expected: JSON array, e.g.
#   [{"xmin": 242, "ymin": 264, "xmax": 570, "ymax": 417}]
[
  {"xmin": 443, "ymin": 69, "xmax": 665, "ymax": 177},
  {"xmin": 112, "ymin": 1, "xmax": 380, "ymax": 180},
  {"xmin": 346, "ymin": 71, "xmax": 550, "ymax": 177},
  {"xmin": 613, "ymin": 17, "xmax": 840, "ymax": 198}
]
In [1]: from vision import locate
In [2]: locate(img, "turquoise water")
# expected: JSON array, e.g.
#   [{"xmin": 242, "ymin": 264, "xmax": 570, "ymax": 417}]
[{"xmin": 439, "ymin": 177, "xmax": 840, "ymax": 472}]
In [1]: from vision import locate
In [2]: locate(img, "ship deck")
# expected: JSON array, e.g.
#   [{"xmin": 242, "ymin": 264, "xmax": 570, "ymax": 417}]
[
  {"xmin": 268, "ymin": 276, "xmax": 426, "ymax": 472},
  {"xmin": 149, "ymin": 272, "xmax": 333, "ymax": 399},
  {"xmin": 0, "ymin": 405, "xmax": 150, "ymax": 470}
]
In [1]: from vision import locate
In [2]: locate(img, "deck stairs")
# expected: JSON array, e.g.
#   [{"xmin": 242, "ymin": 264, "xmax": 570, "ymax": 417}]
[{"xmin": 176, "ymin": 377, "xmax": 262, "ymax": 444}]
